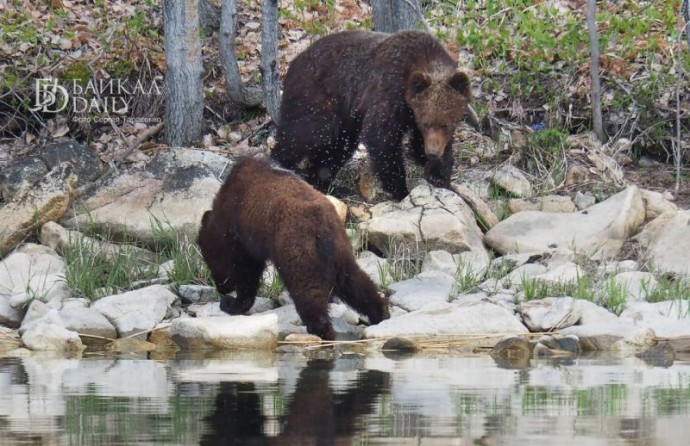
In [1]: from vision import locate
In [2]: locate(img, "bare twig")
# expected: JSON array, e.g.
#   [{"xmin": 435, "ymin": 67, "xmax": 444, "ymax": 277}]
[{"xmin": 114, "ymin": 122, "xmax": 164, "ymax": 168}]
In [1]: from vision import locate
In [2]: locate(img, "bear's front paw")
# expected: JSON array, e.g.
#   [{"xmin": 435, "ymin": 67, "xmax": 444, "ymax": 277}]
[{"xmin": 219, "ymin": 295, "xmax": 254, "ymax": 315}]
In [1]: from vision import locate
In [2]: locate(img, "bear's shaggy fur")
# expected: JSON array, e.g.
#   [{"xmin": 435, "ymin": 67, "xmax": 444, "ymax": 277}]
[
  {"xmin": 271, "ymin": 30, "xmax": 471, "ymax": 200},
  {"xmin": 197, "ymin": 157, "xmax": 389, "ymax": 340}
]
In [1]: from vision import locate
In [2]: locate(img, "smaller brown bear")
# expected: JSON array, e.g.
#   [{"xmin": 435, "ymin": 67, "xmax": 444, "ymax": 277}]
[{"xmin": 197, "ymin": 157, "xmax": 389, "ymax": 340}]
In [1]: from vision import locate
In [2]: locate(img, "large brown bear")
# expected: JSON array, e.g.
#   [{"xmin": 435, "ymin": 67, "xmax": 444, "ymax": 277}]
[
  {"xmin": 271, "ymin": 30, "xmax": 472, "ymax": 201},
  {"xmin": 197, "ymin": 157, "xmax": 390, "ymax": 341}
]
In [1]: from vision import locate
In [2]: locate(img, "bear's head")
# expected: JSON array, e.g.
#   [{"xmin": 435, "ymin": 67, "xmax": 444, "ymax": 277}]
[
  {"xmin": 197, "ymin": 210, "xmax": 234, "ymax": 295},
  {"xmin": 405, "ymin": 70, "xmax": 471, "ymax": 160}
]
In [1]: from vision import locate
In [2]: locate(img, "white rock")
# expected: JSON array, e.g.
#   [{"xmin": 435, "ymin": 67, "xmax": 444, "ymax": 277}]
[
  {"xmin": 532, "ymin": 262, "xmax": 583, "ymax": 285},
  {"xmin": 559, "ymin": 317, "xmax": 639, "ymax": 350},
  {"xmin": 158, "ymin": 260, "xmax": 176, "ymax": 279},
  {"xmin": 171, "ymin": 313, "xmax": 278, "ymax": 349},
  {"xmin": 640, "ymin": 188, "xmax": 677, "ymax": 220},
  {"xmin": 504, "ymin": 263, "xmax": 548, "ymax": 287},
  {"xmin": 19, "ymin": 299, "xmax": 50, "ymax": 334},
  {"xmin": 365, "ymin": 301, "xmax": 528, "ymax": 338},
  {"xmin": 61, "ymin": 298, "xmax": 91, "ymax": 309},
  {"xmin": 387, "ymin": 274, "xmax": 455, "ymax": 312},
  {"xmin": 612, "ymin": 271, "xmax": 657, "ymax": 302},
  {"xmin": 519, "ymin": 297, "xmax": 580, "ymax": 331},
  {"xmin": 508, "ymin": 195, "xmax": 576, "ymax": 214},
  {"xmin": 64, "ymin": 149, "xmax": 224, "ymax": 245},
  {"xmin": 574, "ymin": 299, "xmax": 620, "ymax": 324},
  {"xmin": 611, "ymin": 327, "xmax": 657, "ymax": 355},
  {"xmin": 261, "ymin": 304, "xmax": 306, "ymax": 338},
  {"xmin": 188, "ymin": 302, "xmax": 224, "ymax": 317},
  {"xmin": 633, "ymin": 210, "xmax": 690, "ymax": 277},
  {"xmin": 0, "ymin": 294, "xmax": 22, "ymax": 328},
  {"xmin": 490, "ymin": 164, "xmax": 533, "ymax": 198},
  {"xmin": 484, "ymin": 186, "xmax": 645, "ymax": 259},
  {"xmin": 40, "ymin": 221, "xmax": 156, "ymax": 264},
  {"xmin": 60, "ymin": 307, "xmax": 118, "ymax": 339},
  {"xmin": 574, "ymin": 191, "xmax": 596, "ymax": 210},
  {"xmin": 597, "ymin": 259, "xmax": 639, "ymax": 275},
  {"xmin": 490, "ymin": 253, "xmax": 538, "ymax": 273},
  {"xmin": 356, "ymin": 251, "xmax": 389, "ymax": 286},
  {"xmin": 248, "ymin": 296, "xmax": 277, "ymax": 314},
  {"xmin": 20, "ymin": 309, "xmax": 84, "ymax": 352},
  {"xmin": 620, "ymin": 302, "xmax": 690, "ymax": 338},
  {"xmin": 92, "ymin": 284, "xmax": 178, "ymax": 337},
  {"xmin": 421, "ymin": 250, "xmax": 457, "ymax": 277},
  {"xmin": 0, "ymin": 243, "xmax": 69, "ymax": 309},
  {"xmin": 178, "ymin": 284, "xmax": 217, "ymax": 303},
  {"xmin": 0, "ymin": 164, "xmax": 77, "ymax": 256},
  {"xmin": 360, "ymin": 185, "xmax": 488, "ymax": 260},
  {"xmin": 646, "ymin": 300, "xmax": 690, "ymax": 319},
  {"xmin": 454, "ymin": 251, "xmax": 490, "ymax": 279}
]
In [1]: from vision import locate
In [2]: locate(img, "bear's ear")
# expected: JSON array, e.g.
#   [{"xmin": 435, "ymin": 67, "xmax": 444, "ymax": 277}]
[
  {"xmin": 449, "ymin": 71, "xmax": 471, "ymax": 98},
  {"xmin": 408, "ymin": 71, "xmax": 431, "ymax": 95}
]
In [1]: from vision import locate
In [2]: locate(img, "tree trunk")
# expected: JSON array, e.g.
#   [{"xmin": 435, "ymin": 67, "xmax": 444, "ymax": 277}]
[
  {"xmin": 371, "ymin": 0, "xmax": 427, "ymax": 33},
  {"xmin": 199, "ymin": 0, "xmax": 220, "ymax": 35},
  {"xmin": 163, "ymin": 0, "xmax": 204, "ymax": 147},
  {"xmin": 586, "ymin": 0, "xmax": 606, "ymax": 143},
  {"xmin": 219, "ymin": 0, "xmax": 263, "ymax": 108},
  {"xmin": 261, "ymin": 0, "xmax": 280, "ymax": 124}
]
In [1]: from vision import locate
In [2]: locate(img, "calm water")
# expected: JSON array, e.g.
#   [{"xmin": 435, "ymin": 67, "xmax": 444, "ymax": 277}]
[{"xmin": 1, "ymin": 351, "xmax": 690, "ymax": 445}]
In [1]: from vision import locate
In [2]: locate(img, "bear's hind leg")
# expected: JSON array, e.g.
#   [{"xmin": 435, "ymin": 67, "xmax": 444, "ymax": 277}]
[{"xmin": 283, "ymin": 279, "xmax": 336, "ymax": 341}]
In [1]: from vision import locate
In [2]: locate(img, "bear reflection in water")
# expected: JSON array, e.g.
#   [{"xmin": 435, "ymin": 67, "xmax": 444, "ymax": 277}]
[{"xmin": 199, "ymin": 359, "xmax": 390, "ymax": 445}]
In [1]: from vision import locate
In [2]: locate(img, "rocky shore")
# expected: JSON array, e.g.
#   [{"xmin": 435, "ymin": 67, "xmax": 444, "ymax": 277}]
[{"xmin": 1, "ymin": 140, "xmax": 688, "ymax": 365}]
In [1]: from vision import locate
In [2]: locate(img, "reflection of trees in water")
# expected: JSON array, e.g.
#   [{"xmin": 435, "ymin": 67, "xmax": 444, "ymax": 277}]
[{"xmin": 199, "ymin": 358, "xmax": 389, "ymax": 445}]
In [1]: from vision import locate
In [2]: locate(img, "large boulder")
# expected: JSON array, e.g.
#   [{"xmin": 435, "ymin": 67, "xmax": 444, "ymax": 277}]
[
  {"xmin": 60, "ymin": 307, "xmax": 118, "ymax": 339},
  {"xmin": 92, "ymin": 285, "xmax": 178, "ymax": 337},
  {"xmin": 171, "ymin": 313, "xmax": 278, "ymax": 349},
  {"xmin": 484, "ymin": 186, "xmax": 645, "ymax": 259},
  {"xmin": 0, "ymin": 140, "xmax": 101, "ymax": 200},
  {"xmin": 360, "ymin": 185, "xmax": 489, "ymax": 261},
  {"xmin": 365, "ymin": 301, "xmax": 528, "ymax": 339},
  {"xmin": 490, "ymin": 164, "xmax": 533, "ymax": 198},
  {"xmin": 0, "ymin": 164, "xmax": 77, "ymax": 255},
  {"xmin": 0, "ymin": 244, "xmax": 69, "ymax": 311},
  {"xmin": 40, "ymin": 221, "xmax": 156, "ymax": 264},
  {"xmin": 633, "ymin": 210, "xmax": 690, "ymax": 278},
  {"xmin": 20, "ymin": 309, "xmax": 85, "ymax": 352},
  {"xmin": 63, "ymin": 149, "xmax": 229, "ymax": 246},
  {"xmin": 387, "ymin": 274, "xmax": 455, "ymax": 312}
]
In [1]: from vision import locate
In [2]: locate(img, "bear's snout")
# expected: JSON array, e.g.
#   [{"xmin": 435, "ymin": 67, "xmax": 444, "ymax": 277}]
[{"xmin": 424, "ymin": 129, "xmax": 448, "ymax": 159}]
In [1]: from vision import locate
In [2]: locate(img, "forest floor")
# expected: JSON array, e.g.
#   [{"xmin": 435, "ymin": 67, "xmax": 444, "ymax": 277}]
[{"xmin": 0, "ymin": 0, "xmax": 688, "ymax": 207}]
